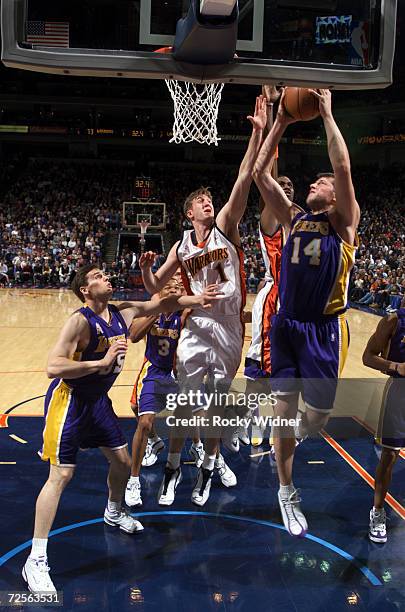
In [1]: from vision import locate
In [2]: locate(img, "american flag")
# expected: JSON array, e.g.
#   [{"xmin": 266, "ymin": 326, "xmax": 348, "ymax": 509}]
[{"xmin": 26, "ymin": 21, "xmax": 70, "ymax": 48}]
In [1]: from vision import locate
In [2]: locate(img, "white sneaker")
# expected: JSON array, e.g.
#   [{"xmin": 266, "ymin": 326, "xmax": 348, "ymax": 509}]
[
  {"xmin": 192, "ymin": 467, "xmax": 213, "ymax": 506},
  {"xmin": 22, "ymin": 556, "xmax": 56, "ymax": 593},
  {"xmin": 222, "ymin": 434, "xmax": 240, "ymax": 453},
  {"xmin": 251, "ymin": 424, "xmax": 264, "ymax": 447},
  {"xmin": 125, "ymin": 479, "xmax": 142, "ymax": 507},
  {"xmin": 215, "ymin": 454, "xmax": 237, "ymax": 487},
  {"xmin": 278, "ymin": 489, "xmax": 308, "ymax": 537},
  {"xmin": 189, "ymin": 443, "xmax": 205, "ymax": 468},
  {"xmin": 142, "ymin": 438, "xmax": 165, "ymax": 467},
  {"xmin": 369, "ymin": 507, "xmax": 387, "ymax": 543},
  {"xmin": 158, "ymin": 466, "xmax": 182, "ymax": 506},
  {"xmin": 237, "ymin": 426, "xmax": 250, "ymax": 446},
  {"xmin": 104, "ymin": 508, "xmax": 144, "ymax": 533}
]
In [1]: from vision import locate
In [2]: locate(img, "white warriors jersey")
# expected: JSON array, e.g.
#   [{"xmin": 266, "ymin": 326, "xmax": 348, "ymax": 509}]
[{"xmin": 177, "ymin": 225, "xmax": 246, "ymax": 317}]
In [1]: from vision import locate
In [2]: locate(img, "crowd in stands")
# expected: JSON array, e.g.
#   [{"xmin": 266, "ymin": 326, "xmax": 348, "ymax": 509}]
[{"xmin": 0, "ymin": 158, "xmax": 404, "ymax": 313}]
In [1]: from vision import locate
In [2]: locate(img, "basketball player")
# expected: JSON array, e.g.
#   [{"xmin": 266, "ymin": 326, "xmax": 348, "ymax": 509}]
[
  {"xmin": 362, "ymin": 297, "xmax": 405, "ymax": 543},
  {"xmin": 243, "ymin": 174, "xmax": 297, "ymax": 449},
  {"xmin": 22, "ymin": 264, "xmax": 221, "ymax": 593},
  {"xmin": 140, "ymin": 94, "xmax": 268, "ymax": 506},
  {"xmin": 253, "ymin": 89, "xmax": 360, "ymax": 536},
  {"xmin": 125, "ymin": 275, "xmax": 205, "ymax": 507}
]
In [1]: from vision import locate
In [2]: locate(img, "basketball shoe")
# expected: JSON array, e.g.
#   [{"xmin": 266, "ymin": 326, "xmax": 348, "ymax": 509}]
[
  {"xmin": 125, "ymin": 478, "xmax": 142, "ymax": 507},
  {"xmin": 158, "ymin": 466, "xmax": 182, "ymax": 505},
  {"xmin": 215, "ymin": 454, "xmax": 237, "ymax": 487},
  {"xmin": 369, "ymin": 507, "xmax": 387, "ymax": 543},
  {"xmin": 189, "ymin": 442, "xmax": 205, "ymax": 468},
  {"xmin": 104, "ymin": 508, "xmax": 144, "ymax": 533},
  {"xmin": 142, "ymin": 438, "xmax": 165, "ymax": 467},
  {"xmin": 278, "ymin": 488, "xmax": 308, "ymax": 537},
  {"xmin": 22, "ymin": 556, "xmax": 56, "ymax": 593},
  {"xmin": 191, "ymin": 467, "xmax": 213, "ymax": 506}
]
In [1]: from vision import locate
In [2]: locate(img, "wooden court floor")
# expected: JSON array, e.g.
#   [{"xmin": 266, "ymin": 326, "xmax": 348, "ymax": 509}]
[{"xmin": 0, "ymin": 289, "xmax": 386, "ymax": 426}]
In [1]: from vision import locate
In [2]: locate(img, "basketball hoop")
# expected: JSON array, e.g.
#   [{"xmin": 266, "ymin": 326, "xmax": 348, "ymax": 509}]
[{"xmin": 154, "ymin": 47, "xmax": 224, "ymax": 146}]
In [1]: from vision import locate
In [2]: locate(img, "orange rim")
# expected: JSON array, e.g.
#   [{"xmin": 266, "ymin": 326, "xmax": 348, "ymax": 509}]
[{"xmin": 154, "ymin": 46, "xmax": 173, "ymax": 54}]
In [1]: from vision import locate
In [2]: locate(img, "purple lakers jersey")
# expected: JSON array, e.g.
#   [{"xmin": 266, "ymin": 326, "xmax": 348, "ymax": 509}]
[
  {"xmin": 64, "ymin": 304, "xmax": 128, "ymax": 395},
  {"xmin": 387, "ymin": 308, "xmax": 405, "ymax": 377},
  {"xmin": 278, "ymin": 211, "xmax": 357, "ymax": 320},
  {"xmin": 145, "ymin": 312, "xmax": 182, "ymax": 371}
]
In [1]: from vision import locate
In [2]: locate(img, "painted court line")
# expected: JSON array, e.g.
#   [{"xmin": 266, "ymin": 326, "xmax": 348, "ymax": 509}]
[
  {"xmin": 9, "ymin": 434, "xmax": 27, "ymax": 444},
  {"xmin": 321, "ymin": 430, "xmax": 405, "ymax": 521},
  {"xmin": 0, "ymin": 462, "xmax": 16, "ymax": 465},
  {"xmin": 0, "ymin": 511, "xmax": 382, "ymax": 586}
]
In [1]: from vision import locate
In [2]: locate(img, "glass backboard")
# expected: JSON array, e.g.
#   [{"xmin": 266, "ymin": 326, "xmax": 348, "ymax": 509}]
[{"xmin": 1, "ymin": 0, "xmax": 397, "ymax": 88}]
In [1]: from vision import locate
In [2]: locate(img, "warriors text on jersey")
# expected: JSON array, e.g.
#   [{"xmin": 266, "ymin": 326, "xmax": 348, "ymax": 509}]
[
  {"xmin": 177, "ymin": 225, "xmax": 246, "ymax": 317},
  {"xmin": 278, "ymin": 211, "xmax": 357, "ymax": 320},
  {"xmin": 65, "ymin": 304, "xmax": 128, "ymax": 396}
]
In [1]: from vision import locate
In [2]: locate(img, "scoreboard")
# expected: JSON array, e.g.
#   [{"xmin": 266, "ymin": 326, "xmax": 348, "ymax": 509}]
[{"xmin": 134, "ymin": 178, "xmax": 154, "ymax": 200}]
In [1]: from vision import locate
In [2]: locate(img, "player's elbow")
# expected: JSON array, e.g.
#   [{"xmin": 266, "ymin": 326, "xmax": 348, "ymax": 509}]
[
  {"xmin": 46, "ymin": 364, "xmax": 58, "ymax": 379},
  {"xmin": 362, "ymin": 350, "xmax": 371, "ymax": 368}
]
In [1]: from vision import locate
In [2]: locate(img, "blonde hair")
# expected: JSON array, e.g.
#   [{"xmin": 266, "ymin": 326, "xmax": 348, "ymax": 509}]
[{"xmin": 183, "ymin": 187, "xmax": 212, "ymax": 217}]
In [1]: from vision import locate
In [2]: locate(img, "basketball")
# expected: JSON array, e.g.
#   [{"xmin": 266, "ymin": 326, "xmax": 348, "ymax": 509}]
[{"xmin": 283, "ymin": 87, "xmax": 320, "ymax": 121}]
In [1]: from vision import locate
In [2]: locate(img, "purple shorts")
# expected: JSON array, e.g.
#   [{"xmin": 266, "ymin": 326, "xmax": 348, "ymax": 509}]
[
  {"xmin": 376, "ymin": 378, "xmax": 405, "ymax": 449},
  {"xmin": 270, "ymin": 313, "xmax": 349, "ymax": 412},
  {"xmin": 40, "ymin": 379, "xmax": 127, "ymax": 466}
]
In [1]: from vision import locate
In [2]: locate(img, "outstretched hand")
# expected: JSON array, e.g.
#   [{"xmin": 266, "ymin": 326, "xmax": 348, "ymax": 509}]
[
  {"xmin": 247, "ymin": 95, "xmax": 268, "ymax": 131},
  {"xmin": 308, "ymin": 88, "xmax": 332, "ymax": 119},
  {"xmin": 200, "ymin": 283, "xmax": 225, "ymax": 309},
  {"xmin": 275, "ymin": 88, "xmax": 298, "ymax": 126},
  {"xmin": 262, "ymin": 84, "xmax": 282, "ymax": 105},
  {"xmin": 139, "ymin": 251, "xmax": 156, "ymax": 270}
]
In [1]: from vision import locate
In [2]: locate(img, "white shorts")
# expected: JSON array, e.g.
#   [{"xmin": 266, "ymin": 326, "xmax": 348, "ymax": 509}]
[{"xmin": 176, "ymin": 314, "xmax": 243, "ymax": 395}]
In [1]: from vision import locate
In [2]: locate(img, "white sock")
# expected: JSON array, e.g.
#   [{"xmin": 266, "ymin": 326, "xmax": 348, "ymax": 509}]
[
  {"xmin": 373, "ymin": 506, "xmax": 384, "ymax": 515},
  {"xmin": 192, "ymin": 441, "xmax": 203, "ymax": 449},
  {"xmin": 107, "ymin": 499, "xmax": 121, "ymax": 514},
  {"xmin": 202, "ymin": 453, "xmax": 216, "ymax": 471},
  {"xmin": 167, "ymin": 453, "xmax": 181, "ymax": 470},
  {"xmin": 30, "ymin": 538, "xmax": 48, "ymax": 559},
  {"xmin": 149, "ymin": 433, "xmax": 159, "ymax": 443},
  {"xmin": 129, "ymin": 475, "xmax": 140, "ymax": 484},
  {"xmin": 279, "ymin": 483, "xmax": 295, "ymax": 499}
]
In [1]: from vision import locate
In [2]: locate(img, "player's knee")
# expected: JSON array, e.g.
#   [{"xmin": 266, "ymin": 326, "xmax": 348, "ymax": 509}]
[
  {"xmin": 138, "ymin": 415, "xmax": 154, "ymax": 436},
  {"xmin": 49, "ymin": 466, "xmax": 74, "ymax": 489},
  {"xmin": 380, "ymin": 447, "xmax": 399, "ymax": 467},
  {"xmin": 305, "ymin": 411, "xmax": 329, "ymax": 434}
]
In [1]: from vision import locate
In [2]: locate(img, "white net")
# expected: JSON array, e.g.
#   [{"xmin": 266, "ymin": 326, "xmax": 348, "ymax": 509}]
[{"xmin": 165, "ymin": 80, "xmax": 224, "ymax": 146}]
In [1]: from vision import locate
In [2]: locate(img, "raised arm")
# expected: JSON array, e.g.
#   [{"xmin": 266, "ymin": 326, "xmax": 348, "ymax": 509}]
[
  {"xmin": 253, "ymin": 92, "xmax": 299, "ymax": 229},
  {"xmin": 362, "ymin": 314, "xmax": 404, "ymax": 376},
  {"xmin": 47, "ymin": 313, "xmax": 127, "ymax": 379},
  {"xmin": 139, "ymin": 242, "xmax": 180, "ymax": 295},
  {"xmin": 310, "ymin": 89, "xmax": 360, "ymax": 240},
  {"xmin": 118, "ymin": 284, "xmax": 223, "ymax": 327},
  {"xmin": 216, "ymin": 95, "xmax": 267, "ymax": 243}
]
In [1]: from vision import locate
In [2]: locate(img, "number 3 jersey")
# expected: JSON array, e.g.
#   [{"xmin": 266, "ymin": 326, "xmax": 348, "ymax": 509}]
[
  {"xmin": 278, "ymin": 211, "xmax": 357, "ymax": 320},
  {"xmin": 144, "ymin": 313, "xmax": 182, "ymax": 370},
  {"xmin": 131, "ymin": 313, "xmax": 181, "ymax": 411},
  {"xmin": 177, "ymin": 225, "xmax": 246, "ymax": 318},
  {"xmin": 64, "ymin": 304, "xmax": 128, "ymax": 396}
]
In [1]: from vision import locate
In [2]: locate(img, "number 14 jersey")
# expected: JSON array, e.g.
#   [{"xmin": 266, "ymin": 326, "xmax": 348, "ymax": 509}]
[{"xmin": 278, "ymin": 211, "xmax": 357, "ymax": 321}]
